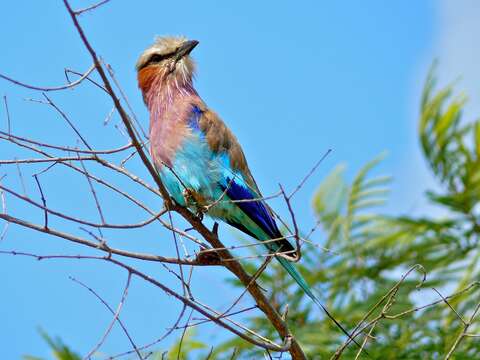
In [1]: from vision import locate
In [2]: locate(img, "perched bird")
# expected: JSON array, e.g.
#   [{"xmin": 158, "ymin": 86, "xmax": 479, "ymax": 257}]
[{"xmin": 136, "ymin": 36, "xmax": 352, "ymax": 340}]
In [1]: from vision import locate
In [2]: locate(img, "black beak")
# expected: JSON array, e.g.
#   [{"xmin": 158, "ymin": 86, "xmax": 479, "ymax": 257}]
[{"xmin": 176, "ymin": 40, "xmax": 199, "ymax": 60}]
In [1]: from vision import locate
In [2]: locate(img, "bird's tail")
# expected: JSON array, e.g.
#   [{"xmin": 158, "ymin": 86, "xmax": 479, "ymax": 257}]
[{"xmin": 275, "ymin": 256, "xmax": 361, "ymax": 348}]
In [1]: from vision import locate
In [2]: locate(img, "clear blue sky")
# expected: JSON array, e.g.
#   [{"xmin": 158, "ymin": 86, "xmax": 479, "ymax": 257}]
[{"xmin": 0, "ymin": 1, "xmax": 478, "ymax": 358}]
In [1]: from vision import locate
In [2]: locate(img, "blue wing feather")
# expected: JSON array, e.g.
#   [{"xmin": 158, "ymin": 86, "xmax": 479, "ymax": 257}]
[
  {"xmin": 188, "ymin": 105, "xmax": 202, "ymax": 130},
  {"xmin": 182, "ymin": 104, "xmax": 295, "ymax": 255},
  {"xmin": 219, "ymin": 179, "xmax": 280, "ymax": 240}
]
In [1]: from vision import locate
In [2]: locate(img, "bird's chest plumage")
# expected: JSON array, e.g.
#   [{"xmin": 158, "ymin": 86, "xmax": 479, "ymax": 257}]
[
  {"xmin": 159, "ymin": 133, "xmax": 224, "ymax": 207},
  {"xmin": 149, "ymin": 101, "xmax": 222, "ymax": 209},
  {"xmin": 147, "ymin": 91, "xmax": 250, "ymax": 221},
  {"xmin": 149, "ymin": 100, "xmax": 191, "ymax": 167}
]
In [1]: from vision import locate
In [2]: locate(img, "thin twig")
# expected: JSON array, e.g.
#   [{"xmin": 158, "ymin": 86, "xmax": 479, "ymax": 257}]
[
  {"xmin": 78, "ymin": 153, "xmax": 107, "ymax": 229},
  {"xmin": 64, "ymin": 68, "xmax": 108, "ymax": 92},
  {"xmin": 0, "ymin": 130, "xmax": 132, "ymax": 154},
  {"xmin": 83, "ymin": 272, "xmax": 134, "ymax": 359},
  {"xmin": 279, "ymin": 184, "xmax": 301, "ymax": 262},
  {"xmin": 445, "ymin": 298, "xmax": 480, "ymax": 359},
  {"xmin": 0, "ymin": 175, "xmax": 8, "ymax": 240},
  {"xmin": 177, "ymin": 309, "xmax": 194, "ymax": 360},
  {"xmin": 103, "ymin": 106, "xmax": 116, "ymax": 125},
  {"xmin": 220, "ymin": 257, "xmax": 273, "ymax": 317},
  {"xmin": 104, "ymin": 61, "xmax": 148, "ymax": 139},
  {"xmin": 15, "ymin": 160, "xmax": 27, "ymax": 196},
  {"xmin": 0, "ymin": 156, "xmax": 95, "ymax": 164},
  {"xmin": 33, "ymin": 175, "xmax": 48, "ymax": 229},
  {"xmin": 289, "ymin": 149, "xmax": 332, "ymax": 199},
  {"xmin": 74, "ymin": 0, "xmax": 111, "ymax": 15},
  {"xmin": 432, "ymin": 287, "xmax": 466, "ymax": 325},
  {"xmin": 3, "ymin": 95, "xmax": 11, "ymax": 135},
  {"xmin": 332, "ymin": 264, "xmax": 427, "ymax": 359},
  {"xmin": 0, "ymin": 183, "xmax": 167, "ymax": 230},
  {"xmin": 172, "ymin": 306, "xmax": 258, "ymax": 330},
  {"xmin": 110, "ymin": 304, "xmax": 188, "ymax": 359},
  {"xmin": 42, "ymin": 93, "xmax": 92, "ymax": 150},
  {"xmin": 0, "ymin": 218, "xmax": 210, "ymax": 266},
  {"xmin": 69, "ymin": 275, "xmax": 142, "ymax": 359},
  {"xmin": 3, "ymin": 249, "xmax": 293, "ymax": 352},
  {"xmin": 0, "ymin": 65, "xmax": 95, "ymax": 92}
]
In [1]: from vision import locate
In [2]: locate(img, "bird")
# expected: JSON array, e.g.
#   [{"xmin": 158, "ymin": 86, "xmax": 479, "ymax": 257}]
[{"xmin": 136, "ymin": 36, "xmax": 354, "ymax": 341}]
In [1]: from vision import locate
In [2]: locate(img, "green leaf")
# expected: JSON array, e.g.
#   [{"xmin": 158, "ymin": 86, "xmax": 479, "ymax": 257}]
[{"xmin": 24, "ymin": 329, "xmax": 81, "ymax": 360}]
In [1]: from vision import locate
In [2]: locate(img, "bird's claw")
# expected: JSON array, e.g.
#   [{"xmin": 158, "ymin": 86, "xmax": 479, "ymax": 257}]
[
  {"xmin": 182, "ymin": 188, "xmax": 195, "ymax": 204},
  {"xmin": 183, "ymin": 189, "xmax": 208, "ymax": 220}
]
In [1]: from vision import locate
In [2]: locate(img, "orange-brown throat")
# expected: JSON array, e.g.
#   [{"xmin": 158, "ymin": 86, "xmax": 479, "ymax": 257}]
[
  {"xmin": 137, "ymin": 65, "xmax": 160, "ymax": 95},
  {"xmin": 137, "ymin": 64, "xmax": 197, "ymax": 109}
]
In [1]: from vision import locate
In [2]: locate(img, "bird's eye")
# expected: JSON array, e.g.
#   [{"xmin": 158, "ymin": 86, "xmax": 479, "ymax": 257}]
[
  {"xmin": 149, "ymin": 53, "xmax": 168, "ymax": 63},
  {"xmin": 140, "ymin": 52, "xmax": 175, "ymax": 70}
]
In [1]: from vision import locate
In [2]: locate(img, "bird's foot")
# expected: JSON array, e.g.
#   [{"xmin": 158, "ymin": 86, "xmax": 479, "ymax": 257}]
[
  {"xmin": 195, "ymin": 210, "xmax": 204, "ymax": 221},
  {"xmin": 196, "ymin": 205, "xmax": 212, "ymax": 220},
  {"xmin": 182, "ymin": 188, "xmax": 208, "ymax": 221},
  {"xmin": 182, "ymin": 188, "xmax": 195, "ymax": 205}
]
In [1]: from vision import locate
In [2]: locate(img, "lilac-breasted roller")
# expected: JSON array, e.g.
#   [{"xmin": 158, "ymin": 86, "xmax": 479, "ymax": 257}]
[{"xmin": 136, "ymin": 36, "xmax": 352, "ymax": 339}]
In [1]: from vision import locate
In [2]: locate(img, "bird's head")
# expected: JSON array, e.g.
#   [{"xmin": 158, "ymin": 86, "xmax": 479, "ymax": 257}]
[{"xmin": 136, "ymin": 36, "xmax": 198, "ymax": 95}]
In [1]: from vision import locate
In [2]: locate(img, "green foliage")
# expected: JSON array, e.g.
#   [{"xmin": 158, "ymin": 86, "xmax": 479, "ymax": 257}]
[
  {"xmin": 186, "ymin": 68, "xmax": 480, "ymax": 358},
  {"xmin": 29, "ymin": 69, "xmax": 480, "ymax": 359},
  {"xmin": 24, "ymin": 329, "xmax": 81, "ymax": 360},
  {"xmin": 162, "ymin": 329, "xmax": 211, "ymax": 360},
  {"xmin": 420, "ymin": 65, "xmax": 480, "ymax": 214}
]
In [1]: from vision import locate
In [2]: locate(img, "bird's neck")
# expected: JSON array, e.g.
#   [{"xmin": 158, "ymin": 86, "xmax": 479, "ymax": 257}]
[
  {"xmin": 138, "ymin": 67, "xmax": 201, "ymax": 167},
  {"xmin": 138, "ymin": 67, "xmax": 198, "ymax": 113}
]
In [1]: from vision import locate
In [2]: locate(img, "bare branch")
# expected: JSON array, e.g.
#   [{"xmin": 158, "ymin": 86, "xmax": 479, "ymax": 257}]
[
  {"xmin": 83, "ymin": 272, "xmax": 134, "ymax": 359},
  {"xmin": 0, "ymin": 130, "xmax": 133, "ymax": 154},
  {"xmin": 42, "ymin": 93, "xmax": 92, "ymax": 150},
  {"xmin": 0, "ymin": 65, "xmax": 95, "ymax": 92},
  {"xmin": 104, "ymin": 61, "xmax": 148, "ymax": 139},
  {"xmin": 1, "ymin": 250, "xmax": 293, "ymax": 352},
  {"xmin": 78, "ymin": 154, "xmax": 107, "ymax": 230},
  {"xmin": 0, "ymin": 156, "xmax": 96, "ymax": 165},
  {"xmin": 64, "ymin": 68, "xmax": 107, "ymax": 92},
  {"xmin": 70, "ymin": 276, "xmax": 142, "ymax": 359},
  {"xmin": 0, "ymin": 219, "xmax": 211, "ymax": 266},
  {"xmin": 33, "ymin": 175, "xmax": 48, "ymax": 229},
  {"xmin": 74, "ymin": 0, "xmax": 111, "ymax": 15},
  {"xmin": 432, "ymin": 287, "xmax": 466, "ymax": 325},
  {"xmin": 289, "ymin": 149, "xmax": 332, "ymax": 199},
  {"xmin": 0, "ymin": 183, "xmax": 165, "ymax": 230},
  {"xmin": 0, "ymin": 176, "xmax": 8, "ymax": 241},
  {"xmin": 3, "ymin": 95, "xmax": 11, "ymax": 135},
  {"xmin": 279, "ymin": 184, "xmax": 301, "ymax": 262},
  {"xmin": 445, "ymin": 294, "xmax": 480, "ymax": 359}
]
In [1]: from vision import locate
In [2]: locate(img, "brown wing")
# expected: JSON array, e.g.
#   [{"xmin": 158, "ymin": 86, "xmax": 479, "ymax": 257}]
[{"xmin": 197, "ymin": 107, "xmax": 261, "ymax": 194}]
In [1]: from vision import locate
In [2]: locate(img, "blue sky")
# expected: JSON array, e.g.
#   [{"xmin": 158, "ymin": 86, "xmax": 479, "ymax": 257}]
[{"xmin": 0, "ymin": 1, "xmax": 479, "ymax": 358}]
